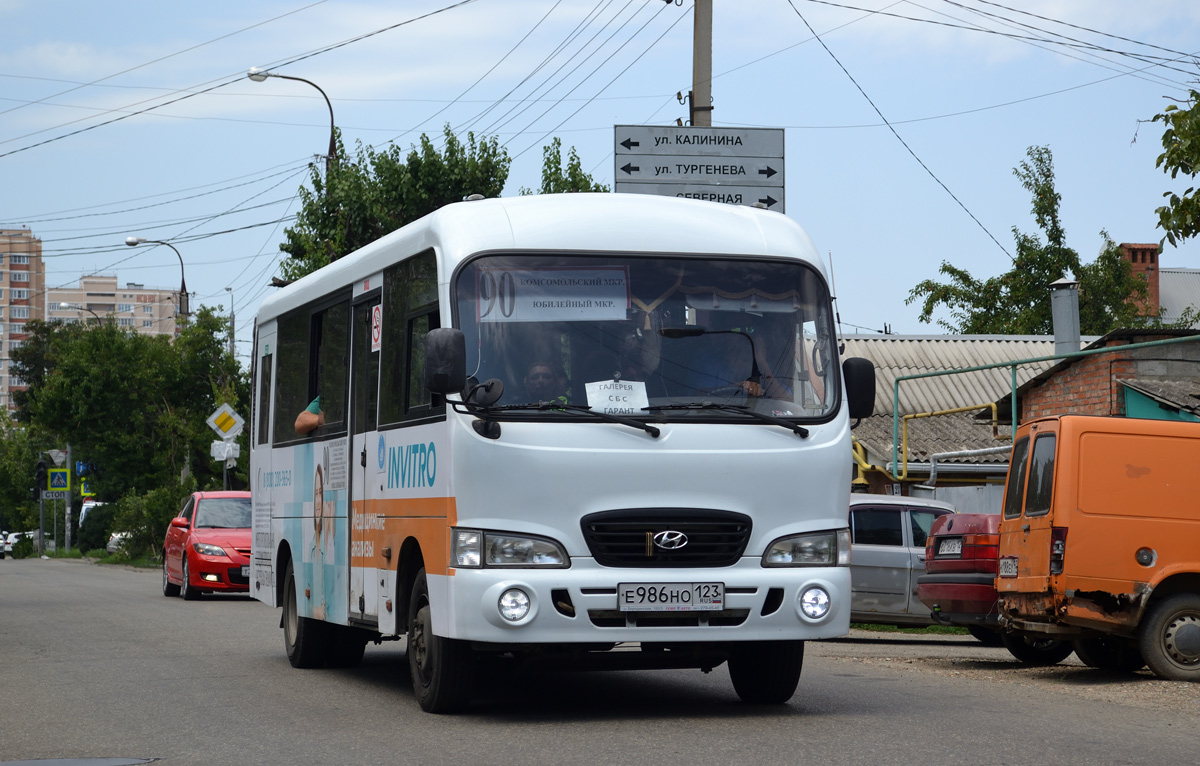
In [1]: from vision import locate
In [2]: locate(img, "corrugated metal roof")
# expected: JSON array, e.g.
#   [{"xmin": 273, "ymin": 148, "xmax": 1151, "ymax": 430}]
[
  {"xmin": 842, "ymin": 335, "xmax": 1064, "ymax": 416},
  {"xmin": 1159, "ymin": 269, "xmax": 1200, "ymax": 327},
  {"xmin": 854, "ymin": 410, "xmax": 1011, "ymax": 464}
]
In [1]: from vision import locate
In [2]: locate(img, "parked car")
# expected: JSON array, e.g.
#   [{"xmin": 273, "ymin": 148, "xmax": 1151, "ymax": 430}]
[
  {"xmin": 162, "ymin": 491, "xmax": 252, "ymax": 600},
  {"xmin": 848, "ymin": 494, "xmax": 956, "ymax": 626},
  {"xmin": 918, "ymin": 512, "xmax": 1073, "ymax": 664},
  {"xmin": 106, "ymin": 531, "xmax": 131, "ymax": 555},
  {"xmin": 5, "ymin": 531, "xmax": 22, "ymax": 556}
]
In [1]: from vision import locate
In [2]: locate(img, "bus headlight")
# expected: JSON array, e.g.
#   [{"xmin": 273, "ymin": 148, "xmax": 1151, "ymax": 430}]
[
  {"xmin": 498, "ymin": 588, "xmax": 531, "ymax": 621},
  {"xmin": 762, "ymin": 529, "xmax": 850, "ymax": 567},
  {"xmin": 800, "ymin": 587, "xmax": 831, "ymax": 619},
  {"xmin": 453, "ymin": 529, "xmax": 569, "ymax": 568}
]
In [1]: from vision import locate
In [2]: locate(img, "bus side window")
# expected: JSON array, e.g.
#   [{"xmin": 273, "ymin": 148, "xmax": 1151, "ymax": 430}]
[
  {"xmin": 380, "ymin": 249, "xmax": 440, "ymax": 425},
  {"xmin": 273, "ymin": 295, "xmax": 351, "ymax": 442},
  {"xmin": 257, "ymin": 352, "xmax": 272, "ymax": 445}
]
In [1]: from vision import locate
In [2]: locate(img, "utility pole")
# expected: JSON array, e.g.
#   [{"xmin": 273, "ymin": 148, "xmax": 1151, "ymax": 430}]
[{"xmin": 691, "ymin": 0, "xmax": 713, "ymax": 127}]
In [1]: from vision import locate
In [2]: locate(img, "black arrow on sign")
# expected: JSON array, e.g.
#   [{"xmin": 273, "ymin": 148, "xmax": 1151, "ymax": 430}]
[
  {"xmin": 620, "ymin": 138, "xmax": 640, "ymax": 150},
  {"xmin": 758, "ymin": 195, "xmax": 778, "ymax": 208},
  {"xmin": 758, "ymin": 166, "xmax": 778, "ymax": 179},
  {"xmin": 620, "ymin": 163, "xmax": 640, "ymax": 175}
]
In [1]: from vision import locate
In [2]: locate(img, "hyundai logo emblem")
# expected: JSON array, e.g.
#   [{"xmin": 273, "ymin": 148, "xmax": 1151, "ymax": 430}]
[{"xmin": 653, "ymin": 530, "xmax": 688, "ymax": 550}]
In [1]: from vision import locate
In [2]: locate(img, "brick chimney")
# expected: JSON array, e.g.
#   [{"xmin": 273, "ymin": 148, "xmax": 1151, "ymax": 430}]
[{"xmin": 1119, "ymin": 243, "xmax": 1160, "ymax": 317}]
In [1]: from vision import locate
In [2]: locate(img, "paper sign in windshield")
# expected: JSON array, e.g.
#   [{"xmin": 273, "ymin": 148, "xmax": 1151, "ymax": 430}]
[
  {"xmin": 585, "ymin": 379, "xmax": 649, "ymax": 416},
  {"xmin": 477, "ymin": 267, "xmax": 629, "ymax": 323}
]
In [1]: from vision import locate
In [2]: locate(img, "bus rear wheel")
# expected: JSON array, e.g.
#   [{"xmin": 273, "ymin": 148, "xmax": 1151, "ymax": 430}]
[
  {"xmin": 283, "ymin": 560, "xmax": 329, "ymax": 668},
  {"xmin": 1139, "ymin": 593, "xmax": 1200, "ymax": 681},
  {"xmin": 407, "ymin": 569, "xmax": 475, "ymax": 713},
  {"xmin": 728, "ymin": 640, "xmax": 804, "ymax": 704}
]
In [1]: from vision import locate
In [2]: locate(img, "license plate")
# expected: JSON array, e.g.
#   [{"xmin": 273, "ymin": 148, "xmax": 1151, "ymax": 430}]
[
  {"xmin": 617, "ymin": 582, "xmax": 724, "ymax": 612},
  {"xmin": 241, "ymin": 565, "xmax": 250, "ymax": 577},
  {"xmin": 998, "ymin": 557, "xmax": 1019, "ymax": 578},
  {"xmin": 938, "ymin": 538, "xmax": 963, "ymax": 556}
]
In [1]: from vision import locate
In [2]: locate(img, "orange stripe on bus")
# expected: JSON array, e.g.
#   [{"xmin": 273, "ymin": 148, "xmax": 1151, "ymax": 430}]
[{"xmin": 349, "ymin": 496, "xmax": 457, "ymax": 575}]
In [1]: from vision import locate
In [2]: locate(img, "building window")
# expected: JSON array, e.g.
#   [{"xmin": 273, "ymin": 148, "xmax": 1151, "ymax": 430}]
[
  {"xmin": 12, "ymin": 289, "xmax": 27, "ymax": 300},
  {"xmin": 143, "ymin": 319, "xmax": 152, "ymax": 327},
  {"xmin": 0, "ymin": 307, "xmax": 4, "ymax": 319},
  {"xmin": 143, "ymin": 305, "xmax": 153, "ymax": 313},
  {"xmin": 118, "ymin": 303, "xmax": 132, "ymax": 313},
  {"xmin": 0, "ymin": 272, "xmax": 5, "ymax": 282},
  {"xmin": 12, "ymin": 307, "xmax": 29, "ymax": 319},
  {"xmin": 10, "ymin": 323, "xmax": 25, "ymax": 334},
  {"xmin": 11, "ymin": 255, "xmax": 29, "ymax": 265},
  {"xmin": 10, "ymin": 374, "xmax": 24, "ymax": 386},
  {"xmin": 48, "ymin": 302, "xmax": 60, "ymax": 311},
  {"xmin": 9, "ymin": 340, "xmax": 22, "ymax": 349},
  {"xmin": 11, "ymin": 272, "xmax": 28, "ymax": 283}
]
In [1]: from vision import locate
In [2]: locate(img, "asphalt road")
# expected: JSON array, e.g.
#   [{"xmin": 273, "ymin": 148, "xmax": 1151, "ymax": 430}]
[{"xmin": 2, "ymin": 558, "xmax": 1197, "ymax": 765}]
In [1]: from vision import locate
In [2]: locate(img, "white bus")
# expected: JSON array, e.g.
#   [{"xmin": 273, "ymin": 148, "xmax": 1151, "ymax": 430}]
[{"xmin": 250, "ymin": 193, "xmax": 874, "ymax": 712}]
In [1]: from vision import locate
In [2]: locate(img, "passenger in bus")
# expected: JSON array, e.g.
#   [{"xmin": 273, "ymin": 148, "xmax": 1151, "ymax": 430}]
[
  {"xmin": 295, "ymin": 395, "xmax": 324, "ymax": 435},
  {"xmin": 523, "ymin": 361, "xmax": 568, "ymax": 406}
]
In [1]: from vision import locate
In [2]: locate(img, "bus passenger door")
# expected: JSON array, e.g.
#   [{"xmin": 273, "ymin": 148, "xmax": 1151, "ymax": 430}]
[{"xmin": 349, "ymin": 296, "xmax": 381, "ymax": 623}]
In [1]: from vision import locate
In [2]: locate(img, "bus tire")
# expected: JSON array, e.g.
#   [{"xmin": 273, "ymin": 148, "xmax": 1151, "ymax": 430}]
[
  {"xmin": 1000, "ymin": 632, "xmax": 1073, "ymax": 665},
  {"xmin": 407, "ymin": 568, "xmax": 475, "ymax": 713},
  {"xmin": 1073, "ymin": 636, "xmax": 1145, "ymax": 673},
  {"xmin": 328, "ymin": 626, "xmax": 369, "ymax": 668},
  {"xmin": 1138, "ymin": 593, "xmax": 1200, "ymax": 681},
  {"xmin": 283, "ymin": 560, "xmax": 329, "ymax": 668},
  {"xmin": 728, "ymin": 640, "xmax": 804, "ymax": 704}
]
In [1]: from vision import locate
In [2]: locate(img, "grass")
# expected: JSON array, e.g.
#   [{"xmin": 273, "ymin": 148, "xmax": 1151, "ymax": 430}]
[{"xmin": 851, "ymin": 622, "xmax": 969, "ymax": 635}]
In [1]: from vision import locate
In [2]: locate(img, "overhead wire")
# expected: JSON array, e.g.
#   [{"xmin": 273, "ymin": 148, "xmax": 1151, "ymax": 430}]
[{"xmin": 786, "ymin": 0, "xmax": 1011, "ymax": 260}]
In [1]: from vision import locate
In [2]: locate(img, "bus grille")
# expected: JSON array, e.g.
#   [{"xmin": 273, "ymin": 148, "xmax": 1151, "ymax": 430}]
[{"xmin": 581, "ymin": 509, "xmax": 752, "ymax": 568}]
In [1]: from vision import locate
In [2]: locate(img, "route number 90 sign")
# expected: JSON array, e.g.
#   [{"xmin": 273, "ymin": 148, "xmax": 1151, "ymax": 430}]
[{"xmin": 477, "ymin": 267, "xmax": 630, "ymax": 323}]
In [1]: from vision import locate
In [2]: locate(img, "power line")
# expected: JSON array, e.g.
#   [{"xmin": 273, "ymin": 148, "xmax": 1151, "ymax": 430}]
[{"xmin": 786, "ymin": 0, "xmax": 1011, "ymax": 260}]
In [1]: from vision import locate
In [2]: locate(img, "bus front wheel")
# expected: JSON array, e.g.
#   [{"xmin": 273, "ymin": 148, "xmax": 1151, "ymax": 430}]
[
  {"xmin": 728, "ymin": 640, "xmax": 804, "ymax": 704},
  {"xmin": 407, "ymin": 569, "xmax": 475, "ymax": 713},
  {"xmin": 283, "ymin": 560, "xmax": 329, "ymax": 668}
]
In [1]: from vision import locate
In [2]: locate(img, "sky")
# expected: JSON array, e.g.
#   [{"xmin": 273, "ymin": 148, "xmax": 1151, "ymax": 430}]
[{"xmin": 4, "ymin": 0, "xmax": 1200, "ymax": 360}]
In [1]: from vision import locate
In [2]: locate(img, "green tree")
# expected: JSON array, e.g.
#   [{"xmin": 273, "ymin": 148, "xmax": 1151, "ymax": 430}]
[
  {"xmin": 1152, "ymin": 89, "xmax": 1200, "ymax": 246},
  {"xmin": 519, "ymin": 137, "xmax": 610, "ymax": 195},
  {"xmin": 279, "ymin": 125, "xmax": 511, "ymax": 281},
  {"xmin": 908, "ymin": 146, "xmax": 1155, "ymax": 334},
  {"xmin": 0, "ymin": 410, "xmax": 41, "ymax": 532},
  {"xmin": 11, "ymin": 307, "xmax": 246, "ymax": 502}
]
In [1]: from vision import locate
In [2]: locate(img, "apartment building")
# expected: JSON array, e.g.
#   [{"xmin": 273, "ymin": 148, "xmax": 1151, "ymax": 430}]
[
  {"xmin": 47, "ymin": 275, "xmax": 182, "ymax": 337},
  {"xmin": 1, "ymin": 228, "xmax": 46, "ymax": 412}
]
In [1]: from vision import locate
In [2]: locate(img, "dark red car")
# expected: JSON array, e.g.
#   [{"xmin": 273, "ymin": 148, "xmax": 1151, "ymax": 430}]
[
  {"xmin": 918, "ymin": 512, "xmax": 1073, "ymax": 665},
  {"xmin": 162, "ymin": 491, "xmax": 252, "ymax": 600}
]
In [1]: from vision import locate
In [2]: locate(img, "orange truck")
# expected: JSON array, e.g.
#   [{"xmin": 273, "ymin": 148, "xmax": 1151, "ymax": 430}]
[{"xmin": 996, "ymin": 414, "xmax": 1200, "ymax": 681}]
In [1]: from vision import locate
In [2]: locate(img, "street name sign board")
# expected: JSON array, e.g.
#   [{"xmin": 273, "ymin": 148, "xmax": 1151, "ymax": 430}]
[{"xmin": 614, "ymin": 125, "xmax": 784, "ymax": 213}]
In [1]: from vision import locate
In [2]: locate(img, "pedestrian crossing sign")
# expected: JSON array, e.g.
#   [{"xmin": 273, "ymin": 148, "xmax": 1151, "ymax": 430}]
[{"xmin": 48, "ymin": 468, "xmax": 70, "ymax": 490}]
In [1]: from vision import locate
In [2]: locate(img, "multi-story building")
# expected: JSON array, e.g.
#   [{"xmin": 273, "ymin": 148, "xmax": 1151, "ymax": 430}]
[
  {"xmin": 47, "ymin": 276, "xmax": 182, "ymax": 337},
  {"xmin": 1, "ymin": 228, "xmax": 46, "ymax": 412}
]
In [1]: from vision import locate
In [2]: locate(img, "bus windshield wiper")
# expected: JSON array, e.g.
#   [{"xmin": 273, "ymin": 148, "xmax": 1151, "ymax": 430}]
[
  {"xmin": 643, "ymin": 402, "xmax": 809, "ymax": 437},
  {"xmin": 474, "ymin": 401, "xmax": 660, "ymax": 438}
]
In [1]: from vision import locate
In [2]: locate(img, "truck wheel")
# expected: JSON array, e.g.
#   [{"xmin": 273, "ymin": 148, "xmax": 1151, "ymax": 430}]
[
  {"xmin": 968, "ymin": 626, "xmax": 1004, "ymax": 646},
  {"xmin": 728, "ymin": 641, "xmax": 804, "ymax": 704},
  {"xmin": 1001, "ymin": 633, "xmax": 1073, "ymax": 665},
  {"xmin": 407, "ymin": 569, "xmax": 475, "ymax": 713},
  {"xmin": 1073, "ymin": 636, "xmax": 1145, "ymax": 672},
  {"xmin": 1138, "ymin": 593, "xmax": 1200, "ymax": 681},
  {"xmin": 283, "ymin": 560, "xmax": 329, "ymax": 668}
]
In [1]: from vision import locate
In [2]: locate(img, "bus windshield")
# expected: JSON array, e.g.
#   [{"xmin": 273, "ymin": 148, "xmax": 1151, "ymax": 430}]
[{"xmin": 454, "ymin": 252, "xmax": 837, "ymax": 420}]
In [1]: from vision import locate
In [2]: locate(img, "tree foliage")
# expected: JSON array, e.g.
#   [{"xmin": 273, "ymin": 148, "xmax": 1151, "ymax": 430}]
[
  {"xmin": 519, "ymin": 137, "xmax": 610, "ymax": 195},
  {"xmin": 279, "ymin": 125, "xmax": 511, "ymax": 281},
  {"xmin": 908, "ymin": 146, "xmax": 1156, "ymax": 335},
  {"xmin": 10, "ymin": 307, "xmax": 247, "ymax": 504},
  {"xmin": 0, "ymin": 409, "xmax": 40, "ymax": 532},
  {"xmin": 1152, "ymin": 89, "xmax": 1200, "ymax": 246}
]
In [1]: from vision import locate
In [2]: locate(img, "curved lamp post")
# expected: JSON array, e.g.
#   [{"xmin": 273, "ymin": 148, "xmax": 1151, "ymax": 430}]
[
  {"xmin": 247, "ymin": 67, "xmax": 336, "ymax": 174},
  {"xmin": 125, "ymin": 237, "xmax": 189, "ymax": 323}
]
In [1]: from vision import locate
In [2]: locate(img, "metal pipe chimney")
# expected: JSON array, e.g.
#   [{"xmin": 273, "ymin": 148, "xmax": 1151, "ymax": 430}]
[{"xmin": 1051, "ymin": 278, "xmax": 1081, "ymax": 356}]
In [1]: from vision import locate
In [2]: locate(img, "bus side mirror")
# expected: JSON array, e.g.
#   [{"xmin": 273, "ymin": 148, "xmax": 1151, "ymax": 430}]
[
  {"xmin": 424, "ymin": 328, "xmax": 467, "ymax": 395},
  {"xmin": 842, "ymin": 357, "xmax": 876, "ymax": 420}
]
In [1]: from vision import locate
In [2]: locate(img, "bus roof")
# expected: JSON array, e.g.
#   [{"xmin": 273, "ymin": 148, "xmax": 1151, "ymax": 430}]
[{"xmin": 257, "ymin": 193, "xmax": 823, "ymax": 323}]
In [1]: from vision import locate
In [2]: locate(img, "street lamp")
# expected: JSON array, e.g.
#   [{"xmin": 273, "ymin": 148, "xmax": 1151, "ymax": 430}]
[
  {"xmin": 125, "ymin": 237, "xmax": 189, "ymax": 323},
  {"xmin": 247, "ymin": 67, "xmax": 337, "ymax": 175}
]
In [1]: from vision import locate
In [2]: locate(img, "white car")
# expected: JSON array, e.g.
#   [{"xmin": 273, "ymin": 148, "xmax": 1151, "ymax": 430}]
[
  {"xmin": 106, "ymin": 531, "xmax": 131, "ymax": 555},
  {"xmin": 1, "ymin": 530, "xmax": 11, "ymax": 558}
]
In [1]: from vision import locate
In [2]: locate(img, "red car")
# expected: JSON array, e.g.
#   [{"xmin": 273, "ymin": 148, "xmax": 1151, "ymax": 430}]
[
  {"xmin": 162, "ymin": 491, "xmax": 252, "ymax": 600},
  {"xmin": 918, "ymin": 512, "xmax": 1073, "ymax": 665}
]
